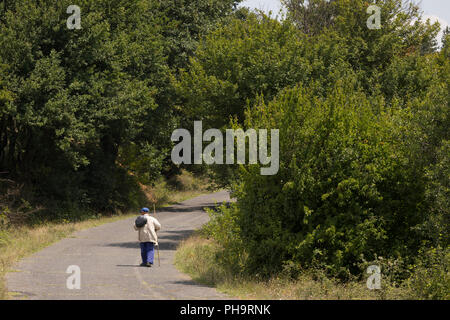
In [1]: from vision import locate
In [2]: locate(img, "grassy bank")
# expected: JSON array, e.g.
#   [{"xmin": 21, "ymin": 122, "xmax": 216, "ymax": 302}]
[
  {"xmin": 175, "ymin": 235, "xmax": 438, "ymax": 300},
  {"xmin": 0, "ymin": 171, "xmax": 213, "ymax": 299}
]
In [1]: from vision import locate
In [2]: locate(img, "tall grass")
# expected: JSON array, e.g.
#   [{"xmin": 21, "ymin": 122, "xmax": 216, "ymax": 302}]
[{"xmin": 175, "ymin": 235, "xmax": 443, "ymax": 300}]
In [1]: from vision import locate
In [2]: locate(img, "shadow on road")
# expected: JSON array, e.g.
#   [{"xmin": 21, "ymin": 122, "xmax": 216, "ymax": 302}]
[
  {"xmin": 104, "ymin": 229, "xmax": 195, "ymax": 251},
  {"xmin": 116, "ymin": 264, "xmax": 142, "ymax": 267},
  {"xmin": 169, "ymin": 279, "xmax": 216, "ymax": 289},
  {"xmin": 106, "ymin": 242, "xmax": 140, "ymax": 249},
  {"xmin": 161, "ymin": 204, "xmax": 217, "ymax": 213}
]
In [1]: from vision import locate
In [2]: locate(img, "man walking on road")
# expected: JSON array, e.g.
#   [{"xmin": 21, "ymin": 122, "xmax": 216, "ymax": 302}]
[{"xmin": 134, "ymin": 207, "xmax": 161, "ymax": 267}]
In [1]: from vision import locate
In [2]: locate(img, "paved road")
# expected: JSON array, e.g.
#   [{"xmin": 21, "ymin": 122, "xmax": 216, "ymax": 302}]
[{"xmin": 6, "ymin": 191, "xmax": 231, "ymax": 300}]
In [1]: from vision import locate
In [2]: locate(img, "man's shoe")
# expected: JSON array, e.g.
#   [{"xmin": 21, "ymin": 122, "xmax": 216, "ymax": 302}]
[
  {"xmin": 146, "ymin": 262, "xmax": 153, "ymax": 267},
  {"xmin": 140, "ymin": 263, "xmax": 146, "ymax": 267}
]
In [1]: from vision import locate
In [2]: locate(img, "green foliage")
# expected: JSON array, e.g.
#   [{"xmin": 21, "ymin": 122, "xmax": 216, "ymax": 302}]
[
  {"xmin": 420, "ymin": 141, "xmax": 450, "ymax": 247},
  {"xmin": 234, "ymin": 84, "xmax": 426, "ymax": 278},
  {"xmin": 0, "ymin": 0, "xmax": 166, "ymax": 210},
  {"xmin": 405, "ymin": 246, "xmax": 450, "ymax": 300},
  {"xmin": 175, "ymin": 11, "xmax": 356, "ymax": 187},
  {"xmin": 205, "ymin": 74, "xmax": 447, "ymax": 286},
  {"xmin": 282, "ymin": 0, "xmax": 337, "ymax": 36},
  {"xmin": 175, "ymin": 12, "xmax": 348, "ymax": 129},
  {"xmin": 180, "ymin": 2, "xmax": 448, "ymax": 289},
  {"xmin": 285, "ymin": 0, "xmax": 440, "ymax": 54},
  {"xmin": 117, "ymin": 142, "xmax": 167, "ymax": 185},
  {"xmin": 158, "ymin": 0, "xmax": 242, "ymax": 70},
  {"xmin": 167, "ymin": 169, "xmax": 203, "ymax": 191},
  {"xmin": 0, "ymin": 0, "xmax": 239, "ymax": 214},
  {"xmin": 177, "ymin": 0, "xmax": 441, "ymax": 129},
  {"xmin": 203, "ymin": 203, "xmax": 244, "ymax": 270},
  {"xmin": 0, "ymin": 0, "xmax": 447, "ymax": 298}
]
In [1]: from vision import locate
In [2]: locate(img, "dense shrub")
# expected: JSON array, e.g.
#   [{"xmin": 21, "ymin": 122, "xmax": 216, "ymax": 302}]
[
  {"xmin": 192, "ymin": 3, "xmax": 447, "ymax": 291},
  {"xmin": 405, "ymin": 246, "xmax": 450, "ymax": 300},
  {"xmin": 203, "ymin": 203, "xmax": 246, "ymax": 274},
  {"xmin": 226, "ymin": 83, "xmax": 430, "ymax": 278}
]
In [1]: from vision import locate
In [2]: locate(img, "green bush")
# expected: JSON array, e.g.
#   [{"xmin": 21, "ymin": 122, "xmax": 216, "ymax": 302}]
[
  {"xmin": 203, "ymin": 203, "xmax": 246, "ymax": 274},
  {"xmin": 174, "ymin": 236, "xmax": 229, "ymax": 286},
  {"xmin": 227, "ymin": 83, "xmax": 431, "ymax": 278},
  {"xmin": 405, "ymin": 247, "xmax": 450, "ymax": 300},
  {"xmin": 178, "ymin": 0, "xmax": 448, "ymax": 297}
]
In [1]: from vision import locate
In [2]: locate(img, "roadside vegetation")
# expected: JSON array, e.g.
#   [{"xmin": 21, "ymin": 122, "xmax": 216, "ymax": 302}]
[
  {"xmin": 0, "ymin": 0, "xmax": 448, "ymax": 300},
  {"xmin": 175, "ymin": 234, "xmax": 449, "ymax": 300},
  {"xmin": 175, "ymin": 235, "xmax": 391, "ymax": 299},
  {"xmin": 174, "ymin": 0, "xmax": 449, "ymax": 300}
]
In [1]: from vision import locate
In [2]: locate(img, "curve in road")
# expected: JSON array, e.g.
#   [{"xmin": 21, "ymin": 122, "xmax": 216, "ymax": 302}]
[{"xmin": 6, "ymin": 191, "xmax": 231, "ymax": 300}]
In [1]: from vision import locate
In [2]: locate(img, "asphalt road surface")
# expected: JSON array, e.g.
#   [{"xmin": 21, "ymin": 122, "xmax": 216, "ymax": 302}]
[{"xmin": 6, "ymin": 191, "xmax": 232, "ymax": 300}]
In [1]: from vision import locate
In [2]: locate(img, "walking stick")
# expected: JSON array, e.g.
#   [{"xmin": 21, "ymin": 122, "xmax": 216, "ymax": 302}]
[
  {"xmin": 157, "ymin": 244, "xmax": 160, "ymax": 267},
  {"xmin": 154, "ymin": 204, "xmax": 161, "ymax": 267}
]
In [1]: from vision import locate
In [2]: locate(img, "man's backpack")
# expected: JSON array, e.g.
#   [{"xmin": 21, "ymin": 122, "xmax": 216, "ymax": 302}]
[{"xmin": 135, "ymin": 216, "xmax": 147, "ymax": 228}]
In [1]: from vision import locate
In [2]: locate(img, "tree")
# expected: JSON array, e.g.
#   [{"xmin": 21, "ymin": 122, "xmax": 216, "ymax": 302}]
[
  {"xmin": 0, "ymin": 0, "xmax": 167, "ymax": 211},
  {"xmin": 158, "ymin": 0, "xmax": 243, "ymax": 70},
  {"xmin": 0, "ymin": 0, "xmax": 246, "ymax": 213},
  {"xmin": 283, "ymin": 0, "xmax": 440, "ymax": 82},
  {"xmin": 177, "ymin": 1, "xmax": 441, "ymax": 129},
  {"xmin": 187, "ymin": 1, "xmax": 448, "ymax": 280},
  {"xmin": 282, "ymin": 0, "xmax": 337, "ymax": 36},
  {"xmin": 175, "ymin": 12, "xmax": 337, "ymax": 129}
]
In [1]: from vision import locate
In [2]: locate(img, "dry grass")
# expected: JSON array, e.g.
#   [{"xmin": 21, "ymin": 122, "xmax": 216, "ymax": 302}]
[
  {"xmin": 174, "ymin": 235, "xmax": 413, "ymax": 300},
  {"xmin": 143, "ymin": 170, "xmax": 214, "ymax": 208}
]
